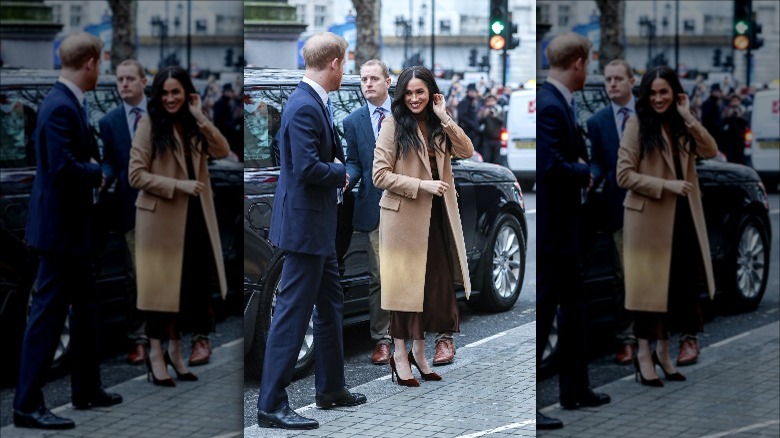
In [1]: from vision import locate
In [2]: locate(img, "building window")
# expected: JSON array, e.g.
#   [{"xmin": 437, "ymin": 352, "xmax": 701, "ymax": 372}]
[
  {"xmin": 216, "ymin": 14, "xmax": 240, "ymax": 35},
  {"xmin": 314, "ymin": 5, "xmax": 326, "ymax": 28},
  {"xmin": 51, "ymin": 4, "xmax": 62, "ymax": 24},
  {"xmin": 557, "ymin": 5, "xmax": 569, "ymax": 28},
  {"xmin": 69, "ymin": 4, "xmax": 82, "ymax": 28},
  {"xmin": 296, "ymin": 4, "xmax": 306, "ymax": 24},
  {"xmin": 538, "ymin": 4, "xmax": 550, "ymax": 25},
  {"xmin": 440, "ymin": 19, "xmax": 451, "ymax": 35}
]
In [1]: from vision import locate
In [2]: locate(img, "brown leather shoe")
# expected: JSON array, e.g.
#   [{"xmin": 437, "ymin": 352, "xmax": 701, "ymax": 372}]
[
  {"xmin": 614, "ymin": 343, "xmax": 634, "ymax": 365},
  {"xmin": 370, "ymin": 343, "xmax": 390, "ymax": 365},
  {"xmin": 188, "ymin": 339, "xmax": 211, "ymax": 366},
  {"xmin": 127, "ymin": 343, "xmax": 146, "ymax": 365},
  {"xmin": 432, "ymin": 339, "xmax": 455, "ymax": 366},
  {"xmin": 676, "ymin": 339, "xmax": 699, "ymax": 366}
]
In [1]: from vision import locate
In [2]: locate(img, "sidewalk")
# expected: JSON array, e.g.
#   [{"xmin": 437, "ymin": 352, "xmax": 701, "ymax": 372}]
[
  {"xmin": 0, "ymin": 338, "xmax": 244, "ymax": 438},
  {"xmin": 244, "ymin": 322, "xmax": 536, "ymax": 438},
  {"xmin": 539, "ymin": 320, "xmax": 780, "ymax": 438}
]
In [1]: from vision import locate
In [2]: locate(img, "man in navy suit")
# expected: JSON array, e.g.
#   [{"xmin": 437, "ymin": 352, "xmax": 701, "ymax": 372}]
[
  {"xmin": 14, "ymin": 32, "xmax": 122, "ymax": 430},
  {"xmin": 343, "ymin": 59, "xmax": 393, "ymax": 365},
  {"xmin": 256, "ymin": 32, "xmax": 366, "ymax": 430},
  {"xmin": 99, "ymin": 59, "xmax": 149, "ymax": 366},
  {"xmin": 536, "ymin": 32, "xmax": 609, "ymax": 430},
  {"xmin": 587, "ymin": 59, "xmax": 637, "ymax": 366}
]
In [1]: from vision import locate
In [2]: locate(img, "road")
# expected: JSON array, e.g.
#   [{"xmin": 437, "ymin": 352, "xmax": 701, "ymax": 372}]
[
  {"xmin": 538, "ymin": 192, "xmax": 780, "ymax": 409},
  {"xmin": 242, "ymin": 192, "xmax": 539, "ymax": 428}
]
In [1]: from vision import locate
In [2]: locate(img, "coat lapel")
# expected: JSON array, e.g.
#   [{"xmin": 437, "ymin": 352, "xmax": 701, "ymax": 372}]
[
  {"xmin": 415, "ymin": 125, "xmax": 432, "ymax": 177},
  {"xmin": 172, "ymin": 126, "xmax": 189, "ymax": 177},
  {"xmin": 360, "ymin": 106, "xmax": 374, "ymax": 142},
  {"xmin": 660, "ymin": 127, "xmax": 676, "ymax": 176}
]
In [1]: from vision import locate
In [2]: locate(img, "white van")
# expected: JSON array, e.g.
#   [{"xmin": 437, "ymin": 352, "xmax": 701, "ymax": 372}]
[
  {"xmin": 505, "ymin": 89, "xmax": 536, "ymax": 189},
  {"xmin": 749, "ymin": 88, "xmax": 780, "ymax": 190}
]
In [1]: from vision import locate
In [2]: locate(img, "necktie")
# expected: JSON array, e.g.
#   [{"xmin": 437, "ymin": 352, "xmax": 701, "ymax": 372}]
[
  {"xmin": 327, "ymin": 98, "xmax": 334, "ymax": 127},
  {"xmin": 618, "ymin": 106, "xmax": 631, "ymax": 136},
  {"xmin": 570, "ymin": 99, "xmax": 578, "ymax": 125},
  {"xmin": 83, "ymin": 99, "xmax": 90, "ymax": 125},
  {"xmin": 375, "ymin": 107, "xmax": 386, "ymax": 135},
  {"xmin": 130, "ymin": 107, "xmax": 142, "ymax": 133}
]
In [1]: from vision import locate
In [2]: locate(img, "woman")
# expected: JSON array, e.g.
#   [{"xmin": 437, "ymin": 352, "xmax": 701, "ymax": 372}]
[
  {"xmin": 616, "ymin": 66, "xmax": 718, "ymax": 387},
  {"xmin": 372, "ymin": 66, "xmax": 473, "ymax": 386},
  {"xmin": 129, "ymin": 66, "xmax": 229, "ymax": 386}
]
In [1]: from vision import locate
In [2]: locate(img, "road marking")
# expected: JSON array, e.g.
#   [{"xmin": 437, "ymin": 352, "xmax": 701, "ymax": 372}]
[
  {"xmin": 709, "ymin": 331, "xmax": 752, "ymax": 348},
  {"xmin": 209, "ymin": 432, "xmax": 243, "ymax": 438},
  {"xmin": 526, "ymin": 209, "xmax": 536, "ymax": 215},
  {"xmin": 697, "ymin": 419, "xmax": 780, "ymax": 438},
  {"xmin": 464, "ymin": 332, "xmax": 508, "ymax": 348},
  {"xmin": 769, "ymin": 209, "xmax": 779, "ymax": 215},
  {"xmin": 456, "ymin": 420, "xmax": 535, "ymax": 437}
]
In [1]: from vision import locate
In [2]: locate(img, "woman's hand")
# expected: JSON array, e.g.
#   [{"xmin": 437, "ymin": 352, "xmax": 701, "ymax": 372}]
[
  {"xmin": 176, "ymin": 180, "xmax": 206, "ymax": 196},
  {"xmin": 677, "ymin": 93, "xmax": 696, "ymax": 123},
  {"xmin": 432, "ymin": 93, "xmax": 449, "ymax": 122},
  {"xmin": 420, "ymin": 180, "xmax": 450, "ymax": 197},
  {"xmin": 188, "ymin": 93, "xmax": 208, "ymax": 123},
  {"xmin": 664, "ymin": 179, "xmax": 693, "ymax": 196}
]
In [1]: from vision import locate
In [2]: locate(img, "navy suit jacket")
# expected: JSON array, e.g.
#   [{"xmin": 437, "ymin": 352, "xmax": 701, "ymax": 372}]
[
  {"xmin": 268, "ymin": 82, "xmax": 347, "ymax": 256},
  {"xmin": 587, "ymin": 105, "xmax": 627, "ymax": 232},
  {"xmin": 343, "ymin": 104, "xmax": 381, "ymax": 232},
  {"xmin": 99, "ymin": 105, "xmax": 139, "ymax": 233},
  {"xmin": 25, "ymin": 82, "xmax": 102, "ymax": 256},
  {"xmin": 536, "ymin": 81, "xmax": 590, "ymax": 257}
]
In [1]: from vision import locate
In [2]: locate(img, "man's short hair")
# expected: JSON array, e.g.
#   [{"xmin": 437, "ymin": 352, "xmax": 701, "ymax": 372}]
[
  {"xmin": 302, "ymin": 32, "xmax": 348, "ymax": 71},
  {"xmin": 58, "ymin": 32, "xmax": 104, "ymax": 70},
  {"xmin": 117, "ymin": 59, "xmax": 145, "ymax": 78},
  {"xmin": 360, "ymin": 59, "xmax": 390, "ymax": 79},
  {"xmin": 545, "ymin": 32, "xmax": 591, "ymax": 70},
  {"xmin": 605, "ymin": 59, "xmax": 633, "ymax": 78}
]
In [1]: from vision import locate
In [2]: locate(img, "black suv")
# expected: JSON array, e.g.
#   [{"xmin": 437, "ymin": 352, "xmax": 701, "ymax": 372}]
[
  {"xmin": 540, "ymin": 75, "xmax": 772, "ymax": 372},
  {"xmin": 0, "ymin": 69, "xmax": 243, "ymax": 383},
  {"xmin": 243, "ymin": 68, "xmax": 528, "ymax": 379}
]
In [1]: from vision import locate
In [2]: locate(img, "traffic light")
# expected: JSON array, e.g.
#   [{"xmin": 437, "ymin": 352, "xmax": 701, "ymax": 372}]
[
  {"xmin": 507, "ymin": 21, "xmax": 520, "ymax": 50},
  {"xmin": 733, "ymin": 0, "xmax": 751, "ymax": 50},
  {"xmin": 469, "ymin": 49, "xmax": 477, "ymax": 67},
  {"xmin": 751, "ymin": 15, "xmax": 764, "ymax": 50},
  {"xmin": 489, "ymin": 0, "xmax": 507, "ymax": 51},
  {"xmin": 713, "ymin": 48, "xmax": 722, "ymax": 67}
]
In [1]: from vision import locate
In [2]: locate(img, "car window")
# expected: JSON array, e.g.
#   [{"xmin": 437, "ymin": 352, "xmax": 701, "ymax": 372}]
[
  {"xmin": 244, "ymin": 86, "xmax": 286, "ymax": 168},
  {"xmin": 0, "ymin": 89, "xmax": 38, "ymax": 168},
  {"xmin": 329, "ymin": 87, "xmax": 365, "ymax": 149}
]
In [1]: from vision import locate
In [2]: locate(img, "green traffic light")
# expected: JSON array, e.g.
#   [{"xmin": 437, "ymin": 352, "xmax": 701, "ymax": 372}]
[
  {"xmin": 491, "ymin": 21, "xmax": 505, "ymax": 35},
  {"xmin": 735, "ymin": 20, "xmax": 750, "ymax": 35}
]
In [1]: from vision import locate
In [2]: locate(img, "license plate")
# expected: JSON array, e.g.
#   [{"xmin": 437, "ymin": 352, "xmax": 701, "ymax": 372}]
[
  {"xmin": 514, "ymin": 140, "xmax": 536, "ymax": 149},
  {"xmin": 758, "ymin": 140, "xmax": 780, "ymax": 150}
]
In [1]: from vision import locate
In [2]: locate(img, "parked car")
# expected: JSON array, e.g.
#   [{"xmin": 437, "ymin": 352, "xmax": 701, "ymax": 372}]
[
  {"xmin": 505, "ymin": 89, "xmax": 537, "ymax": 189},
  {"xmin": 0, "ymin": 69, "xmax": 243, "ymax": 384},
  {"xmin": 539, "ymin": 75, "xmax": 772, "ymax": 373},
  {"xmin": 748, "ymin": 88, "xmax": 780, "ymax": 191},
  {"xmin": 243, "ymin": 68, "xmax": 528, "ymax": 380}
]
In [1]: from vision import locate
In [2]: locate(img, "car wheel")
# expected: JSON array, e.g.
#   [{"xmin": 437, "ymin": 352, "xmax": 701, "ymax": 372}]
[
  {"xmin": 725, "ymin": 214, "xmax": 769, "ymax": 311},
  {"xmin": 245, "ymin": 256, "xmax": 315, "ymax": 381},
  {"xmin": 473, "ymin": 213, "xmax": 526, "ymax": 311},
  {"xmin": 26, "ymin": 280, "xmax": 71, "ymax": 373}
]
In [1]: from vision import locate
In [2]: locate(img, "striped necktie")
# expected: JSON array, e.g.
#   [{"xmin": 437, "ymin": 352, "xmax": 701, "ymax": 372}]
[
  {"xmin": 618, "ymin": 106, "xmax": 631, "ymax": 136},
  {"xmin": 130, "ymin": 107, "xmax": 142, "ymax": 133}
]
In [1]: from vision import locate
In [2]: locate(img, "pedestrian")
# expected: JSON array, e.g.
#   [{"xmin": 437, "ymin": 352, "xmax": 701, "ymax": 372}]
[
  {"xmin": 586, "ymin": 59, "xmax": 637, "ymax": 365},
  {"xmin": 128, "ymin": 66, "xmax": 230, "ymax": 387},
  {"xmin": 477, "ymin": 94, "xmax": 504, "ymax": 164},
  {"xmin": 720, "ymin": 93, "xmax": 749, "ymax": 164},
  {"xmin": 536, "ymin": 32, "xmax": 609, "ymax": 430},
  {"xmin": 372, "ymin": 66, "xmax": 474, "ymax": 387},
  {"xmin": 457, "ymin": 83, "xmax": 482, "ymax": 154},
  {"xmin": 701, "ymin": 83, "xmax": 724, "ymax": 143},
  {"xmin": 255, "ymin": 32, "xmax": 366, "ymax": 431},
  {"xmin": 213, "ymin": 82, "xmax": 242, "ymax": 160},
  {"xmin": 14, "ymin": 32, "xmax": 122, "ymax": 430},
  {"xmin": 616, "ymin": 65, "xmax": 718, "ymax": 387},
  {"xmin": 98, "ymin": 59, "xmax": 149, "ymax": 366},
  {"xmin": 343, "ymin": 59, "xmax": 393, "ymax": 365}
]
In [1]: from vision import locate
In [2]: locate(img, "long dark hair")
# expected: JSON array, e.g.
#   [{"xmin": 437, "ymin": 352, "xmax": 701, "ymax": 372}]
[
  {"xmin": 391, "ymin": 66, "xmax": 450, "ymax": 159},
  {"xmin": 147, "ymin": 66, "xmax": 206, "ymax": 158},
  {"xmin": 636, "ymin": 66, "xmax": 696, "ymax": 159}
]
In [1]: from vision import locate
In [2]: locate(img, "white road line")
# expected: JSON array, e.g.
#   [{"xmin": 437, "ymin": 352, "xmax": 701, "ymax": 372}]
[
  {"xmin": 456, "ymin": 420, "xmax": 535, "ymax": 437},
  {"xmin": 209, "ymin": 432, "xmax": 243, "ymax": 438},
  {"xmin": 464, "ymin": 332, "xmax": 507, "ymax": 348},
  {"xmin": 697, "ymin": 419, "xmax": 780, "ymax": 438},
  {"xmin": 769, "ymin": 209, "xmax": 779, "ymax": 215},
  {"xmin": 709, "ymin": 331, "xmax": 752, "ymax": 348},
  {"xmin": 526, "ymin": 209, "xmax": 536, "ymax": 215}
]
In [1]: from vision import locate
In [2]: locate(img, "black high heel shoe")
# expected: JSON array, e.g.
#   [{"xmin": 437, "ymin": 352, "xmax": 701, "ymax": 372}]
[
  {"xmin": 389, "ymin": 356, "xmax": 420, "ymax": 387},
  {"xmin": 408, "ymin": 350, "xmax": 442, "ymax": 381},
  {"xmin": 164, "ymin": 351, "xmax": 198, "ymax": 381},
  {"xmin": 145, "ymin": 356, "xmax": 175, "ymax": 387},
  {"xmin": 652, "ymin": 351, "xmax": 686, "ymax": 381},
  {"xmin": 632, "ymin": 355, "xmax": 664, "ymax": 387}
]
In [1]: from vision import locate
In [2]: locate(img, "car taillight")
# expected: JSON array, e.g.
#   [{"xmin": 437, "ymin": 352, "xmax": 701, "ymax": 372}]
[
  {"xmin": 500, "ymin": 128, "xmax": 508, "ymax": 149},
  {"xmin": 744, "ymin": 128, "xmax": 752, "ymax": 149}
]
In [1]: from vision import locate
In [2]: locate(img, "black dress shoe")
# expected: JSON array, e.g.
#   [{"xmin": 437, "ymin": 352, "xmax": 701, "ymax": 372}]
[
  {"xmin": 257, "ymin": 406, "xmax": 318, "ymax": 430},
  {"xmin": 315, "ymin": 388, "xmax": 367, "ymax": 409},
  {"xmin": 560, "ymin": 389, "xmax": 611, "ymax": 410},
  {"xmin": 536, "ymin": 411, "xmax": 563, "ymax": 430},
  {"xmin": 72, "ymin": 389, "xmax": 123, "ymax": 409},
  {"xmin": 13, "ymin": 406, "xmax": 75, "ymax": 430}
]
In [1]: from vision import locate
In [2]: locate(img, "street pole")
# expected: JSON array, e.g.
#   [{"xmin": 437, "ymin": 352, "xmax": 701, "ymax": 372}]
[
  {"xmin": 675, "ymin": 0, "xmax": 679, "ymax": 73},
  {"xmin": 746, "ymin": 48, "xmax": 752, "ymax": 87},
  {"xmin": 431, "ymin": 0, "xmax": 435, "ymax": 71},
  {"xmin": 187, "ymin": 0, "xmax": 191, "ymax": 74}
]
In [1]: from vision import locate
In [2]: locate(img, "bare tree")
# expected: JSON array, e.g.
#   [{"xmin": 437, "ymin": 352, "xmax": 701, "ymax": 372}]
[
  {"xmin": 352, "ymin": 0, "xmax": 381, "ymax": 70},
  {"xmin": 596, "ymin": 0, "xmax": 625, "ymax": 73},
  {"xmin": 108, "ymin": 0, "xmax": 137, "ymax": 73}
]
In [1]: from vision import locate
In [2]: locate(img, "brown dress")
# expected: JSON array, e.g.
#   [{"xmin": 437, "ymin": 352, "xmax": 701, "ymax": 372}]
[{"xmin": 388, "ymin": 123, "xmax": 460, "ymax": 340}]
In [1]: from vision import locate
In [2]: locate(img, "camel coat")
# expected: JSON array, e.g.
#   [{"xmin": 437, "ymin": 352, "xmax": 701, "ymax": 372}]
[
  {"xmin": 616, "ymin": 116, "xmax": 717, "ymax": 312},
  {"xmin": 372, "ymin": 116, "xmax": 473, "ymax": 312},
  {"xmin": 129, "ymin": 117, "xmax": 230, "ymax": 312}
]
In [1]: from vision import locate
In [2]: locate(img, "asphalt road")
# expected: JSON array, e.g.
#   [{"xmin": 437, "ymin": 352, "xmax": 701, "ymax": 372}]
[
  {"xmin": 241, "ymin": 191, "xmax": 539, "ymax": 428},
  {"xmin": 538, "ymin": 193, "xmax": 780, "ymax": 409}
]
